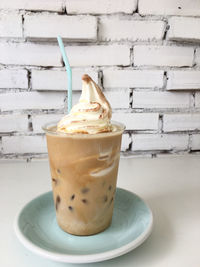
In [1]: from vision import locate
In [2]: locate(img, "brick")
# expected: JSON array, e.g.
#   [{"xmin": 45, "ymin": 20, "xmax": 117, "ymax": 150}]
[
  {"xmin": 132, "ymin": 91, "xmax": 190, "ymax": 109},
  {"xmin": 167, "ymin": 71, "xmax": 200, "ymax": 90},
  {"xmin": 32, "ymin": 69, "xmax": 98, "ymax": 91},
  {"xmin": 163, "ymin": 114, "xmax": 200, "ymax": 132},
  {"xmin": 99, "ymin": 18, "xmax": 165, "ymax": 41},
  {"xmin": 32, "ymin": 114, "xmax": 64, "ymax": 133},
  {"xmin": 195, "ymin": 48, "xmax": 200, "ymax": 66},
  {"xmin": 112, "ymin": 112, "xmax": 159, "ymax": 130},
  {"xmin": 65, "ymin": 45, "xmax": 130, "ymax": 66},
  {"xmin": 0, "ymin": 13, "xmax": 22, "ymax": 37},
  {"xmin": 0, "ymin": 92, "xmax": 65, "ymax": 111},
  {"xmin": 69, "ymin": 91, "xmax": 82, "ymax": 107},
  {"xmin": 66, "ymin": 0, "xmax": 137, "ymax": 14},
  {"xmin": 103, "ymin": 70, "xmax": 163, "ymax": 89},
  {"xmin": 168, "ymin": 17, "xmax": 200, "ymax": 42},
  {"xmin": 104, "ymin": 89, "xmax": 130, "ymax": 108},
  {"xmin": 0, "ymin": 158, "xmax": 28, "ymax": 163},
  {"xmin": 0, "ymin": 114, "xmax": 28, "ymax": 132},
  {"xmin": 134, "ymin": 45, "xmax": 194, "ymax": 67},
  {"xmin": 121, "ymin": 134, "xmax": 131, "ymax": 152},
  {"xmin": 132, "ymin": 134, "xmax": 188, "ymax": 151},
  {"xmin": 0, "ymin": 0, "xmax": 63, "ymax": 12},
  {"xmin": 191, "ymin": 134, "xmax": 200, "ymax": 150},
  {"xmin": 195, "ymin": 93, "xmax": 200, "ymax": 107},
  {"xmin": 138, "ymin": 0, "xmax": 200, "ymax": 16},
  {"xmin": 0, "ymin": 69, "xmax": 28, "ymax": 89},
  {"xmin": 2, "ymin": 135, "xmax": 47, "ymax": 153},
  {"xmin": 0, "ymin": 43, "xmax": 61, "ymax": 66},
  {"xmin": 155, "ymin": 153, "xmax": 193, "ymax": 158},
  {"xmin": 24, "ymin": 14, "xmax": 97, "ymax": 41}
]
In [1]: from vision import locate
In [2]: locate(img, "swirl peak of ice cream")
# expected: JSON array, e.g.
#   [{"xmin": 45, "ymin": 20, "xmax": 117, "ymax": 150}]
[{"xmin": 57, "ymin": 74, "xmax": 113, "ymax": 134}]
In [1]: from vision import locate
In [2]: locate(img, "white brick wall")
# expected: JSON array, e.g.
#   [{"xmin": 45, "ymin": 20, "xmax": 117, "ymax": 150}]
[
  {"xmin": 0, "ymin": 0, "xmax": 63, "ymax": 12},
  {"xmin": 167, "ymin": 71, "xmax": 200, "ymax": 90},
  {"xmin": 32, "ymin": 69, "xmax": 98, "ymax": 91},
  {"xmin": 168, "ymin": 17, "xmax": 200, "ymax": 42},
  {"xmin": 66, "ymin": 0, "xmax": 137, "ymax": 14},
  {"xmin": 132, "ymin": 134, "xmax": 188, "ymax": 151},
  {"xmin": 112, "ymin": 112, "xmax": 159, "ymax": 130},
  {"xmin": 24, "ymin": 14, "xmax": 97, "ymax": 41},
  {"xmin": 191, "ymin": 134, "xmax": 200, "ymax": 150},
  {"xmin": 138, "ymin": 0, "xmax": 200, "ymax": 16},
  {"xmin": 0, "ymin": 0, "xmax": 200, "ymax": 159},
  {"xmin": 132, "ymin": 91, "xmax": 190, "ymax": 109},
  {"xmin": 99, "ymin": 18, "xmax": 165, "ymax": 42},
  {"xmin": 0, "ymin": 92, "xmax": 65, "ymax": 111},
  {"xmin": 71, "ymin": 92, "xmax": 82, "ymax": 107},
  {"xmin": 134, "ymin": 46, "xmax": 194, "ymax": 67},
  {"xmin": 0, "ymin": 43, "xmax": 61, "ymax": 66},
  {"xmin": 0, "ymin": 114, "xmax": 28, "ymax": 132},
  {"xmin": 32, "ymin": 114, "xmax": 64, "ymax": 133},
  {"xmin": 104, "ymin": 89, "xmax": 130, "ymax": 109},
  {"xmin": 2, "ymin": 135, "xmax": 47, "ymax": 153},
  {"xmin": 103, "ymin": 70, "xmax": 164, "ymax": 88},
  {"xmin": 195, "ymin": 49, "xmax": 200, "ymax": 66},
  {"xmin": 163, "ymin": 114, "xmax": 200, "ymax": 132},
  {"xmin": 65, "ymin": 45, "xmax": 130, "ymax": 66},
  {"xmin": 0, "ymin": 13, "xmax": 22, "ymax": 38},
  {"xmin": 0, "ymin": 69, "xmax": 28, "ymax": 89},
  {"xmin": 121, "ymin": 134, "xmax": 132, "ymax": 152},
  {"xmin": 195, "ymin": 93, "xmax": 200, "ymax": 107}
]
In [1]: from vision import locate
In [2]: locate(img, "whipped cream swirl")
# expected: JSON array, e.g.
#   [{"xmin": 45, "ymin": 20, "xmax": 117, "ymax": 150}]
[{"xmin": 57, "ymin": 74, "xmax": 112, "ymax": 134}]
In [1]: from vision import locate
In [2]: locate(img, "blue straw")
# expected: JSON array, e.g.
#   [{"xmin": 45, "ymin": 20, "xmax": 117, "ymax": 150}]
[{"xmin": 57, "ymin": 36, "xmax": 72, "ymax": 113}]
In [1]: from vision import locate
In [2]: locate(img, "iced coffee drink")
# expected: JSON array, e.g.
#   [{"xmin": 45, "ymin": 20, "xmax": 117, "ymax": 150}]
[{"xmin": 43, "ymin": 75, "xmax": 124, "ymax": 236}]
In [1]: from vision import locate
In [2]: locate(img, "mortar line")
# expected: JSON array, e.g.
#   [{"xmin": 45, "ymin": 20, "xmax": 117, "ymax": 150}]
[{"xmin": 158, "ymin": 114, "xmax": 163, "ymax": 133}]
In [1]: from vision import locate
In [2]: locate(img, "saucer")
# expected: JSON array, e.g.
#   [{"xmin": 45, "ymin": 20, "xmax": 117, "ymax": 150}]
[{"xmin": 14, "ymin": 188, "xmax": 153, "ymax": 264}]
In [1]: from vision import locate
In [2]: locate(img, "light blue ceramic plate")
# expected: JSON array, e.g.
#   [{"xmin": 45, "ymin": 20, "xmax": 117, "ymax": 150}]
[{"xmin": 14, "ymin": 188, "xmax": 153, "ymax": 264}]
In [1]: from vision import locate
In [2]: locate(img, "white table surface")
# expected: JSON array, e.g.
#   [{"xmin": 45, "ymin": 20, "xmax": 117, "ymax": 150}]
[{"xmin": 0, "ymin": 156, "xmax": 200, "ymax": 267}]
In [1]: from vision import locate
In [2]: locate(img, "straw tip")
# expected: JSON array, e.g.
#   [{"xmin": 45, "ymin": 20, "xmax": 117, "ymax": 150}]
[{"xmin": 82, "ymin": 74, "xmax": 92, "ymax": 83}]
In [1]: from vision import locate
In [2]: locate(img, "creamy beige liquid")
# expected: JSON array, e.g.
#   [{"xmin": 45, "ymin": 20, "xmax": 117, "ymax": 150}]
[{"xmin": 46, "ymin": 125, "xmax": 123, "ymax": 236}]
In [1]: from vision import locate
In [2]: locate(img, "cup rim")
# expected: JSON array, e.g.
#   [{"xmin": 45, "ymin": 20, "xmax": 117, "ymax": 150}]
[{"xmin": 42, "ymin": 120, "xmax": 125, "ymax": 138}]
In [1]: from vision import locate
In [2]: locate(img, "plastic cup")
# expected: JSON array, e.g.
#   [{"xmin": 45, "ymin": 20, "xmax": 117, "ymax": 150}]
[{"xmin": 43, "ymin": 121, "xmax": 125, "ymax": 236}]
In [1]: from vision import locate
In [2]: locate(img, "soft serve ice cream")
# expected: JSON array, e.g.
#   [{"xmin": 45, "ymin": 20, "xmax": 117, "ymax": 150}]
[{"xmin": 57, "ymin": 74, "xmax": 113, "ymax": 134}]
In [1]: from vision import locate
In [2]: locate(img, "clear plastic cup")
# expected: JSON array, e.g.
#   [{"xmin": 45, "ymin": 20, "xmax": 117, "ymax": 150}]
[{"xmin": 43, "ymin": 121, "xmax": 125, "ymax": 236}]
